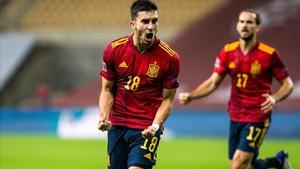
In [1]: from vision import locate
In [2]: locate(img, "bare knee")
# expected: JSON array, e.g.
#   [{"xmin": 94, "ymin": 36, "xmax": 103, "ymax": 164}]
[
  {"xmin": 231, "ymin": 150, "xmax": 254, "ymax": 169},
  {"xmin": 231, "ymin": 159, "xmax": 251, "ymax": 169}
]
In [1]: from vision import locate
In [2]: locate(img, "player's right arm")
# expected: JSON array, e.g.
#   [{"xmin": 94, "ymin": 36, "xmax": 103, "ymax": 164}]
[
  {"xmin": 178, "ymin": 72, "xmax": 225, "ymax": 105},
  {"xmin": 98, "ymin": 77, "xmax": 114, "ymax": 131},
  {"xmin": 98, "ymin": 42, "xmax": 117, "ymax": 131}
]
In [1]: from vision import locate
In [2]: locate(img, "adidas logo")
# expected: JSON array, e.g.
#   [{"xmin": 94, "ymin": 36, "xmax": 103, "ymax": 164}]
[
  {"xmin": 119, "ymin": 61, "xmax": 128, "ymax": 68},
  {"xmin": 144, "ymin": 153, "xmax": 152, "ymax": 160}
]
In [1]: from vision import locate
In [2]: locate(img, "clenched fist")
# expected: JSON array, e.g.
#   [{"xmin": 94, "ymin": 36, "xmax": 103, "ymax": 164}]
[
  {"xmin": 178, "ymin": 92, "xmax": 192, "ymax": 105},
  {"xmin": 98, "ymin": 120, "xmax": 112, "ymax": 131}
]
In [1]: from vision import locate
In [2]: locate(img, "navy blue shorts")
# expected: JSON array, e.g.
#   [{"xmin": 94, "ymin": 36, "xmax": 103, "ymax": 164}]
[
  {"xmin": 107, "ymin": 126, "xmax": 162, "ymax": 169},
  {"xmin": 228, "ymin": 119, "xmax": 270, "ymax": 160}
]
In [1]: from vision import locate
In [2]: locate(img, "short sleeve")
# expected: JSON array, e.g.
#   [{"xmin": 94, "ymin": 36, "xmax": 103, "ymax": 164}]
[
  {"xmin": 163, "ymin": 53, "xmax": 180, "ymax": 89},
  {"xmin": 271, "ymin": 51, "xmax": 289, "ymax": 81},
  {"xmin": 213, "ymin": 48, "xmax": 228, "ymax": 75},
  {"xmin": 100, "ymin": 44, "xmax": 116, "ymax": 80}
]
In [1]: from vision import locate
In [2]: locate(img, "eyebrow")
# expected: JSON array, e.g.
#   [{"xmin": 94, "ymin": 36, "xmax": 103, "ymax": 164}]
[{"xmin": 141, "ymin": 17, "xmax": 158, "ymax": 22}]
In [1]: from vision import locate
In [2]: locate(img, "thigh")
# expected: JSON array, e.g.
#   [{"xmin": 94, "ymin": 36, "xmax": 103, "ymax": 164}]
[
  {"xmin": 107, "ymin": 127, "xmax": 127, "ymax": 169},
  {"xmin": 238, "ymin": 120, "xmax": 270, "ymax": 159},
  {"xmin": 229, "ymin": 121, "xmax": 240, "ymax": 160},
  {"xmin": 126, "ymin": 129, "xmax": 163, "ymax": 169}
]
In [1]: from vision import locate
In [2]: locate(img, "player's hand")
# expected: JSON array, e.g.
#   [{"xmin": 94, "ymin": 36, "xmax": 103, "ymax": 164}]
[
  {"xmin": 98, "ymin": 119, "xmax": 112, "ymax": 131},
  {"xmin": 142, "ymin": 124, "xmax": 159, "ymax": 139},
  {"xmin": 261, "ymin": 94, "xmax": 276, "ymax": 114},
  {"xmin": 178, "ymin": 92, "xmax": 192, "ymax": 105}
]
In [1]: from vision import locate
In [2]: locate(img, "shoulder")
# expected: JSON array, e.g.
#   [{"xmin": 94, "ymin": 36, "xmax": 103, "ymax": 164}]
[
  {"xmin": 103, "ymin": 36, "xmax": 130, "ymax": 56},
  {"xmin": 223, "ymin": 41, "xmax": 240, "ymax": 52},
  {"xmin": 157, "ymin": 40, "xmax": 178, "ymax": 58},
  {"xmin": 257, "ymin": 42, "xmax": 276, "ymax": 55},
  {"xmin": 105, "ymin": 36, "xmax": 130, "ymax": 50}
]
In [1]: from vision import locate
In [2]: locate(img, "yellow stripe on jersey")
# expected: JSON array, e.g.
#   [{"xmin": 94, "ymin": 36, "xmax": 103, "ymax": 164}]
[
  {"xmin": 159, "ymin": 41, "xmax": 176, "ymax": 56},
  {"xmin": 111, "ymin": 37, "xmax": 129, "ymax": 48},
  {"xmin": 258, "ymin": 42, "xmax": 275, "ymax": 55},
  {"xmin": 160, "ymin": 41, "xmax": 176, "ymax": 54},
  {"xmin": 224, "ymin": 41, "xmax": 239, "ymax": 52},
  {"xmin": 159, "ymin": 44, "xmax": 175, "ymax": 56}
]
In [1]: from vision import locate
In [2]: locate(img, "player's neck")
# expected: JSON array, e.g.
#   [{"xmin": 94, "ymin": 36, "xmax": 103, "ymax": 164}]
[
  {"xmin": 239, "ymin": 37, "xmax": 257, "ymax": 55},
  {"xmin": 133, "ymin": 34, "xmax": 152, "ymax": 53}
]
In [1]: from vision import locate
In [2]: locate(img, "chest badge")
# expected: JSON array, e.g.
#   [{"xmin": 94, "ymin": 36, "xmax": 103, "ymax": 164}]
[
  {"xmin": 147, "ymin": 64, "xmax": 159, "ymax": 78},
  {"xmin": 250, "ymin": 60, "xmax": 261, "ymax": 77}
]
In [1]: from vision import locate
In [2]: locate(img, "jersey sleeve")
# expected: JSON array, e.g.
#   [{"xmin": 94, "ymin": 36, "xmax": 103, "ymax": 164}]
[
  {"xmin": 163, "ymin": 53, "xmax": 180, "ymax": 89},
  {"xmin": 213, "ymin": 48, "xmax": 228, "ymax": 75},
  {"xmin": 100, "ymin": 44, "xmax": 116, "ymax": 81},
  {"xmin": 271, "ymin": 51, "xmax": 289, "ymax": 81}
]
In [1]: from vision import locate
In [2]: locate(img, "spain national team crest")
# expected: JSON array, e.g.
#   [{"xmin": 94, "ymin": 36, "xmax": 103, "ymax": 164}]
[
  {"xmin": 251, "ymin": 60, "xmax": 261, "ymax": 77},
  {"xmin": 147, "ymin": 64, "xmax": 159, "ymax": 78}
]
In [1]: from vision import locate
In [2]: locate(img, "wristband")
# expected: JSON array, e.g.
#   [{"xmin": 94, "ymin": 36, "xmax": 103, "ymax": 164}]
[{"xmin": 151, "ymin": 123, "xmax": 160, "ymax": 132}]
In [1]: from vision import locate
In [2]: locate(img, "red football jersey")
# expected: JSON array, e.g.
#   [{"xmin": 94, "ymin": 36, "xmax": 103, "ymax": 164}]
[
  {"xmin": 214, "ymin": 41, "xmax": 289, "ymax": 122},
  {"xmin": 100, "ymin": 35, "xmax": 180, "ymax": 129}
]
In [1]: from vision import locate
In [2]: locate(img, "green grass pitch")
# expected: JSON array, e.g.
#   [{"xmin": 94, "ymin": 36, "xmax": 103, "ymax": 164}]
[{"xmin": 1, "ymin": 135, "xmax": 299, "ymax": 169}]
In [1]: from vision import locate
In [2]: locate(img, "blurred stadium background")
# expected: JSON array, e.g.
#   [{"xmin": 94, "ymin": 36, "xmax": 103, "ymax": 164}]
[{"xmin": 1, "ymin": 0, "xmax": 300, "ymax": 169}]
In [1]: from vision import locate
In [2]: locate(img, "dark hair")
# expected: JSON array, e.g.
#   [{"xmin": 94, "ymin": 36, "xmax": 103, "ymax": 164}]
[
  {"xmin": 130, "ymin": 0, "xmax": 158, "ymax": 20},
  {"xmin": 240, "ymin": 9, "xmax": 261, "ymax": 25}
]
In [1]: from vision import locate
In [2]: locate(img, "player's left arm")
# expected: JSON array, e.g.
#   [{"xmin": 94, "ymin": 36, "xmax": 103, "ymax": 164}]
[
  {"xmin": 261, "ymin": 77, "xmax": 294, "ymax": 113},
  {"xmin": 141, "ymin": 88, "xmax": 176, "ymax": 138}
]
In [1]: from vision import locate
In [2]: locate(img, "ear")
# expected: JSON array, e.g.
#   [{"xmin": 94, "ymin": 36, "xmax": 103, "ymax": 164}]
[
  {"xmin": 256, "ymin": 25, "xmax": 261, "ymax": 33},
  {"xmin": 130, "ymin": 20, "xmax": 135, "ymax": 30}
]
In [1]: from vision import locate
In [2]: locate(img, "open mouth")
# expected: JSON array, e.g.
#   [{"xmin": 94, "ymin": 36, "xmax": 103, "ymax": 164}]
[{"xmin": 145, "ymin": 33, "xmax": 154, "ymax": 40}]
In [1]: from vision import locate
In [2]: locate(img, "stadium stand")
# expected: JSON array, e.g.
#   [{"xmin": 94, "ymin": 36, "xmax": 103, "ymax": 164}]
[
  {"xmin": 0, "ymin": 0, "xmax": 227, "ymax": 106},
  {"xmin": 18, "ymin": 0, "xmax": 225, "ymax": 30},
  {"xmin": 0, "ymin": 0, "xmax": 299, "ymax": 111}
]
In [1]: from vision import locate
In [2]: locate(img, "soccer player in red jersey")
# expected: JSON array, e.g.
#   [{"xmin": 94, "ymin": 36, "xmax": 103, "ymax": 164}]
[
  {"xmin": 179, "ymin": 9, "xmax": 294, "ymax": 169},
  {"xmin": 98, "ymin": 1, "xmax": 180, "ymax": 169}
]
